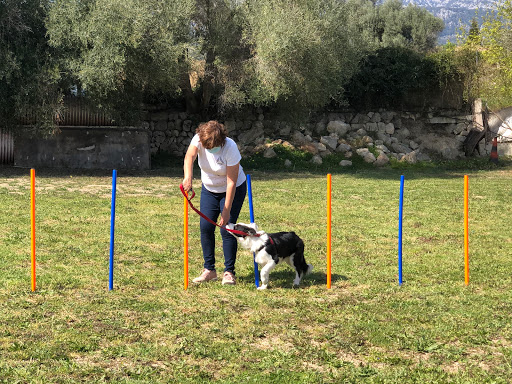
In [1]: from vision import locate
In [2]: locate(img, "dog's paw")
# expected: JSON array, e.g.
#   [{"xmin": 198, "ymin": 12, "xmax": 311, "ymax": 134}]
[
  {"xmin": 292, "ymin": 284, "xmax": 300, "ymax": 289},
  {"xmin": 257, "ymin": 285, "xmax": 268, "ymax": 290}
]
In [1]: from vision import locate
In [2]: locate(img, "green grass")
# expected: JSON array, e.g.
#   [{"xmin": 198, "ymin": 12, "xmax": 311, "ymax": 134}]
[{"xmin": 1, "ymin": 160, "xmax": 512, "ymax": 383}]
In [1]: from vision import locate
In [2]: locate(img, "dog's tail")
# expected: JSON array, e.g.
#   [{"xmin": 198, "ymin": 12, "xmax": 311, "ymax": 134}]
[{"xmin": 306, "ymin": 264, "xmax": 314, "ymax": 275}]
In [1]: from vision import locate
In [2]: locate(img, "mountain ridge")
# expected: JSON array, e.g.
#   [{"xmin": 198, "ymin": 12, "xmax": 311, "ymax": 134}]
[{"xmin": 402, "ymin": 0, "xmax": 495, "ymax": 44}]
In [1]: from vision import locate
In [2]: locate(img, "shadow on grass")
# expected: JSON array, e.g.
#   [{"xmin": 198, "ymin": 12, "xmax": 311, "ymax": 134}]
[
  {"xmin": 2, "ymin": 147, "xmax": 512, "ymax": 181},
  {"xmin": 238, "ymin": 269, "xmax": 349, "ymax": 289}
]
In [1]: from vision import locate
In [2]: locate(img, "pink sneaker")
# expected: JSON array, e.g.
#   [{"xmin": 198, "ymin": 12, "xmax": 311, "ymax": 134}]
[
  {"xmin": 192, "ymin": 269, "xmax": 217, "ymax": 283},
  {"xmin": 222, "ymin": 271, "xmax": 236, "ymax": 285}
]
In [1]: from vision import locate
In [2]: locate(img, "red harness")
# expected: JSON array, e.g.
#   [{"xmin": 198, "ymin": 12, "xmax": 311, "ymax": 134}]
[{"xmin": 180, "ymin": 184, "xmax": 258, "ymax": 237}]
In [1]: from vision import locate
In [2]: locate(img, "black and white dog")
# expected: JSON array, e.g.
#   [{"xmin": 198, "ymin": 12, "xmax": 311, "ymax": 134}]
[{"xmin": 226, "ymin": 222, "xmax": 313, "ymax": 290}]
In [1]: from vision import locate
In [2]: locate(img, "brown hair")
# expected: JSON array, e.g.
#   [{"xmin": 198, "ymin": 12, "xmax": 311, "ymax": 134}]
[{"xmin": 196, "ymin": 120, "xmax": 227, "ymax": 149}]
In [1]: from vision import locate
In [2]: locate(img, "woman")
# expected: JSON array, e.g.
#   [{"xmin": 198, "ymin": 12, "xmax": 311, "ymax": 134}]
[{"xmin": 182, "ymin": 120, "xmax": 246, "ymax": 285}]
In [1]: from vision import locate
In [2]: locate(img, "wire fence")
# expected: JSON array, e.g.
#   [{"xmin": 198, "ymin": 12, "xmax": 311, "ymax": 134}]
[
  {"xmin": 18, "ymin": 97, "xmax": 116, "ymax": 127},
  {"xmin": 0, "ymin": 129, "xmax": 14, "ymax": 165}
]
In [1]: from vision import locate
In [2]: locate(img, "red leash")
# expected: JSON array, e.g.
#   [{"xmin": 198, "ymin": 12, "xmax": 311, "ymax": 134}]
[{"xmin": 179, "ymin": 184, "xmax": 254, "ymax": 237}]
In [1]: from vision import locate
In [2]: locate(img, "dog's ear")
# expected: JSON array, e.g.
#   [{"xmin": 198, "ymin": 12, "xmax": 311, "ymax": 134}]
[{"xmin": 249, "ymin": 222, "xmax": 258, "ymax": 232}]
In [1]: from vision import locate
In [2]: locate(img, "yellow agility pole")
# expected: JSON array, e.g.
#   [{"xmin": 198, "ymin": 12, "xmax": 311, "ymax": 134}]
[
  {"xmin": 184, "ymin": 192, "xmax": 189, "ymax": 290},
  {"xmin": 327, "ymin": 174, "xmax": 332, "ymax": 289},
  {"xmin": 464, "ymin": 175, "xmax": 469, "ymax": 285},
  {"xmin": 30, "ymin": 169, "xmax": 36, "ymax": 292}
]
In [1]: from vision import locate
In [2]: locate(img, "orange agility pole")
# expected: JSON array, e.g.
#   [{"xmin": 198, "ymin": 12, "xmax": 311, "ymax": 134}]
[
  {"xmin": 327, "ymin": 174, "xmax": 332, "ymax": 289},
  {"xmin": 184, "ymin": 192, "xmax": 189, "ymax": 290},
  {"xmin": 30, "ymin": 169, "xmax": 36, "ymax": 292},
  {"xmin": 464, "ymin": 175, "xmax": 469, "ymax": 285}
]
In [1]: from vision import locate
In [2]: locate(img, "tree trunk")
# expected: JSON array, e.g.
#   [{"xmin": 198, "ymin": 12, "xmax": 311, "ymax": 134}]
[
  {"xmin": 178, "ymin": 53, "xmax": 199, "ymax": 114},
  {"xmin": 201, "ymin": 48, "xmax": 216, "ymax": 115},
  {"xmin": 180, "ymin": 72, "xmax": 199, "ymax": 115}
]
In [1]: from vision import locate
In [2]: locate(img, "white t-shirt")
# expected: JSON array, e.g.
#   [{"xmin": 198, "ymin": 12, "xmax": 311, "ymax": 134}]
[{"xmin": 190, "ymin": 134, "xmax": 246, "ymax": 193}]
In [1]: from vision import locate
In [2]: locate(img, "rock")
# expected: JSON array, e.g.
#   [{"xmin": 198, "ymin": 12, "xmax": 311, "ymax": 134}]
[
  {"xmin": 284, "ymin": 159, "xmax": 292, "ymax": 167},
  {"xmin": 301, "ymin": 143, "xmax": 319, "ymax": 155},
  {"xmin": 311, "ymin": 155, "xmax": 323, "ymax": 165},
  {"xmin": 352, "ymin": 113, "xmax": 370, "ymax": 124},
  {"xmin": 339, "ymin": 160, "xmax": 353, "ymax": 167},
  {"xmin": 315, "ymin": 142, "xmax": 327, "ymax": 152},
  {"xmin": 391, "ymin": 142, "xmax": 412, "ymax": 154},
  {"xmin": 291, "ymin": 130, "xmax": 307, "ymax": 145},
  {"xmin": 417, "ymin": 152, "xmax": 431, "ymax": 162},
  {"xmin": 453, "ymin": 123, "xmax": 467, "ymax": 135},
  {"xmin": 370, "ymin": 112, "xmax": 381, "ymax": 123},
  {"xmin": 374, "ymin": 152, "xmax": 390, "ymax": 166},
  {"xmin": 263, "ymin": 147, "xmax": 277, "ymax": 158},
  {"xmin": 238, "ymin": 125, "xmax": 265, "ymax": 145},
  {"xmin": 409, "ymin": 141, "xmax": 420, "ymax": 150},
  {"xmin": 376, "ymin": 144, "xmax": 390, "ymax": 153},
  {"xmin": 350, "ymin": 123, "xmax": 365, "ymax": 131},
  {"xmin": 356, "ymin": 148, "xmax": 376, "ymax": 163},
  {"xmin": 363, "ymin": 152, "xmax": 377, "ymax": 163},
  {"xmin": 362, "ymin": 135, "xmax": 373, "ymax": 145},
  {"xmin": 315, "ymin": 122, "xmax": 327, "ymax": 134},
  {"xmin": 320, "ymin": 135, "xmax": 338, "ymax": 151},
  {"xmin": 327, "ymin": 121, "xmax": 350, "ymax": 137},
  {"xmin": 279, "ymin": 125, "xmax": 291, "ymax": 137},
  {"xmin": 356, "ymin": 128, "xmax": 368, "ymax": 137},
  {"xmin": 401, "ymin": 150, "xmax": 418, "ymax": 164},
  {"xmin": 356, "ymin": 148, "xmax": 370, "ymax": 156},
  {"xmin": 396, "ymin": 127, "xmax": 410, "ymax": 139},
  {"xmin": 381, "ymin": 111, "xmax": 396, "ymax": 123},
  {"xmin": 365, "ymin": 122, "xmax": 378, "ymax": 132},
  {"xmin": 430, "ymin": 117, "xmax": 457, "ymax": 124},
  {"xmin": 183, "ymin": 120, "xmax": 193, "ymax": 131},
  {"xmin": 336, "ymin": 143, "xmax": 352, "ymax": 153},
  {"xmin": 385, "ymin": 123, "xmax": 395, "ymax": 135},
  {"xmin": 417, "ymin": 133, "xmax": 462, "ymax": 159}
]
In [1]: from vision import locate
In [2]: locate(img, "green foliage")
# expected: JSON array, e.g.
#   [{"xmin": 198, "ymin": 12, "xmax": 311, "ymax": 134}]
[
  {"xmin": 46, "ymin": 0, "xmax": 194, "ymax": 123},
  {"xmin": 345, "ymin": 0, "xmax": 444, "ymax": 54},
  {"xmin": 479, "ymin": 0, "xmax": 512, "ymax": 108},
  {"xmin": 342, "ymin": 0, "xmax": 447, "ymax": 110},
  {"xmin": 0, "ymin": 0, "xmax": 61, "ymax": 132},
  {"xmin": 468, "ymin": 17, "xmax": 482, "ymax": 45},
  {"xmin": 221, "ymin": 0, "xmax": 367, "ymax": 114},
  {"xmin": 345, "ymin": 46, "xmax": 439, "ymax": 109},
  {"xmin": 46, "ymin": 0, "xmax": 370, "ymax": 118}
]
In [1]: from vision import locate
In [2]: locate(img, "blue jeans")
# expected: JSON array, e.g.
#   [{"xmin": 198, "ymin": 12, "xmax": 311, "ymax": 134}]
[{"xmin": 200, "ymin": 182, "xmax": 247, "ymax": 274}]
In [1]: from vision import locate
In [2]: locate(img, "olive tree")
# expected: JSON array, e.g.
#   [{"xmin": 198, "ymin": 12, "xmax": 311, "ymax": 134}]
[
  {"xmin": 480, "ymin": 0, "xmax": 512, "ymax": 107},
  {"xmin": 47, "ymin": 0, "xmax": 368, "ymax": 118},
  {"xmin": 0, "ymin": 0, "xmax": 61, "ymax": 131}
]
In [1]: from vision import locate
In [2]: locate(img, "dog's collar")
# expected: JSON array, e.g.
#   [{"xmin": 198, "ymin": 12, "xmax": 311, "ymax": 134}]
[{"xmin": 255, "ymin": 234, "xmax": 275, "ymax": 253}]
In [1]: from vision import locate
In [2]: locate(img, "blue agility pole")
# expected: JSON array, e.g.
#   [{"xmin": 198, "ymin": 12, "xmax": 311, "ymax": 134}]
[
  {"xmin": 246, "ymin": 174, "xmax": 259, "ymax": 288},
  {"xmin": 398, "ymin": 175, "xmax": 404, "ymax": 286},
  {"xmin": 109, "ymin": 169, "xmax": 117, "ymax": 291}
]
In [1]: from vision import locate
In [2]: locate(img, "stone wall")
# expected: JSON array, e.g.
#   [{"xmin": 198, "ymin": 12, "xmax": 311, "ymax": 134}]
[
  {"xmin": 144, "ymin": 108, "xmax": 489, "ymax": 166},
  {"xmin": 14, "ymin": 127, "xmax": 150, "ymax": 170}
]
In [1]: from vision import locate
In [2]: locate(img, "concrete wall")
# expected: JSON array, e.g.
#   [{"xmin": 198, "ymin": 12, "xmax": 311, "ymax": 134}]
[{"xmin": 14, "ymin": 127, "xmax": 150, "ymax": 170}]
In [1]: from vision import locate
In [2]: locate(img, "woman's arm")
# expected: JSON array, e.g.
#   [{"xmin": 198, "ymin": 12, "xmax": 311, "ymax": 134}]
[
  {"xmin": 182, "ymin": 144, "xmax": 199, "ymax": 192},
  {"xmin": 219, "ymin": 163, "xmax": 239, "ymax": 226}
]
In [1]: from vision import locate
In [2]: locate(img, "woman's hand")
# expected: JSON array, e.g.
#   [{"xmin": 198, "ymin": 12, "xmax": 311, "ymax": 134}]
[
  {"xmin": 182, "ymin": 176, "xmax": 193, "ymax": 192},
  {"xmin": 183, "ymin": 144, "xmax": 198, "ymax": 192},
  {"xmin": 219, "ymin": 208, "xmax": 231, "ymax": 227}
]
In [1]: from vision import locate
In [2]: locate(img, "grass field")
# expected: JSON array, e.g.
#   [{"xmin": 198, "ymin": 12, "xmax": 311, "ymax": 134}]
[{"xmin": 1, "ymin": 160, "xmax": 512, "ymax": 383}]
